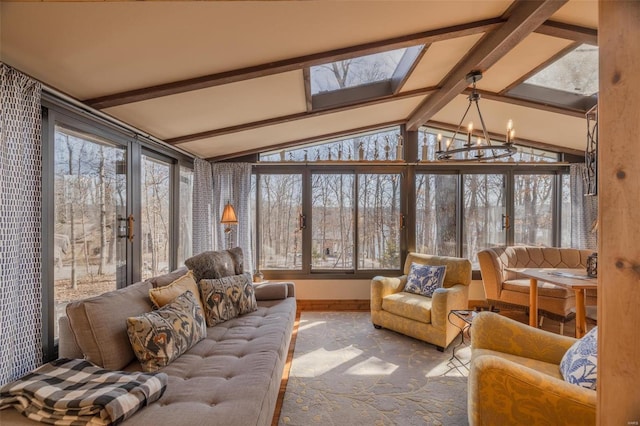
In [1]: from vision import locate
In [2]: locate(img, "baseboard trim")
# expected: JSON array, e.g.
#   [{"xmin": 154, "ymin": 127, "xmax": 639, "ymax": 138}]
[
  {"xmin": 297, "ymin": 299, "xmax": 486, "ymax": 312},
  {"xmin": 296, "ymin": 299, "xmax": 370, "ymax": 312}
]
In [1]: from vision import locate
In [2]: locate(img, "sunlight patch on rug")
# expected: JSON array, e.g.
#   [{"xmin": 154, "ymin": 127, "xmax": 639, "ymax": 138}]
[{"xmin": 279, "ymin": 312, "xmax": 469, "ymax": 426}]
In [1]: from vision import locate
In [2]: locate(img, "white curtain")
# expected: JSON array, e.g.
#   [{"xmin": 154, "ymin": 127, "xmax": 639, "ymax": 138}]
[
  {"xmin": 0, "ymin": 64, "xmax": 42, "ymax": 385},
  {"xmin": 192, "ymin": 158, "xmax": 213, "ymax": 254},
  {"xmin": 212, "ymin": 162, "xmax": 253, "ymax": 272},
  {"xmin": 570, "ymin": 163, "xmax": 598, "ymax": 250}
]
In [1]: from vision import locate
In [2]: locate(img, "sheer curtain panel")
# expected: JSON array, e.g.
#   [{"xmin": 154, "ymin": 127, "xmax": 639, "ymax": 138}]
[
  {"xmin": 212, "ymin": 162, "xmax": 253, "ymax": 272},
  {"xmin": 0, "ymin": 64, "xmax": 43, "ymax": 385},
  {"xmin": 192, "ymin": 158, "xmax": 214, "ymax": 255}
]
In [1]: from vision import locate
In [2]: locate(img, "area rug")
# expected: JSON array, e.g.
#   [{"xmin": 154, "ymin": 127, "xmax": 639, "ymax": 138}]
[{"xmin": 278, "ymin": 312, "xmax": 469, "ymax": 426}]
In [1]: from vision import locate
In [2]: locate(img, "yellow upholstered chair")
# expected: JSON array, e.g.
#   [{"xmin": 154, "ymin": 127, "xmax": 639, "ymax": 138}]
[
  {"xmin": 370, "ymin": 253, "xmax": 472, "ymax": 351},
  {"xmin": 468, "ymin": 312, "xmax": 596, "ymax": 426}
]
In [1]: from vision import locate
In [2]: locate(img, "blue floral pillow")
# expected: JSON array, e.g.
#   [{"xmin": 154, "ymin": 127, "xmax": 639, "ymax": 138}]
[
  {"xmin": 559, "ymin": 326, "xmax": 598, "ymax": 389},
  {"xmin": 404, "ymin": 263, "xmax": 447, "ymax": 297}
]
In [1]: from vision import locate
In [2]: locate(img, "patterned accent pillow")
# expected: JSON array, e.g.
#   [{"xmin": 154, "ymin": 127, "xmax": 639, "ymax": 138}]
[
  {"xmin": 127, "ymin": 290, "xmax": 206, "ymax": 372},
  {"xmin": 199, "ymin": 273, "xmax": 258, "ymax": 327},
  {"xmin": 560, "ymin": 326, "xmax": 598, "ymax": 389},
  {"xmin": 404, "ymin": 263, "xmax": 447, "ymax": 297}
]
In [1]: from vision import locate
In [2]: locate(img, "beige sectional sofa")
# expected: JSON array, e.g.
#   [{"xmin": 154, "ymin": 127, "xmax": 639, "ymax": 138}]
[{"xmin": 2, "ymin": 256, "xmax": 296, "ymax": 426}]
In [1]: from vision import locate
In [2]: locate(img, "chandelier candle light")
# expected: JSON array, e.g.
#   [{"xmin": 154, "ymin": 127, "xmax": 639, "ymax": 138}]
[{"xmin": 436, "ymin": 71, "xmax": 517, "ymax": 161}]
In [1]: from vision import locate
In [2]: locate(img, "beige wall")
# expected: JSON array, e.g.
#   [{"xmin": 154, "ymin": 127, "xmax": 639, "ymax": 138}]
[{"xmin": 293, "ymin": 278, "xmax": 486, "ymax": 302}]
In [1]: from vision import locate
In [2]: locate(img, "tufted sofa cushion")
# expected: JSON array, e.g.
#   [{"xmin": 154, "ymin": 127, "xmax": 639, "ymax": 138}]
[{"xmin": 118, "ymin": 298, "xmax": 296, "ymax": 426}]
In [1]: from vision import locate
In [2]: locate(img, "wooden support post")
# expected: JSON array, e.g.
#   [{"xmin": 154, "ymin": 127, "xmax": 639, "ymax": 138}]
[{"xmin": 598, "ymin": 1, "xmax": 640, "ymax": 423}]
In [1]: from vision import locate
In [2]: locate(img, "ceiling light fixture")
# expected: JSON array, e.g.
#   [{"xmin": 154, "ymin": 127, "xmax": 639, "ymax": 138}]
[{"xmin": 436, "ymin": 71, "xmax": 517, "ymax": 161}]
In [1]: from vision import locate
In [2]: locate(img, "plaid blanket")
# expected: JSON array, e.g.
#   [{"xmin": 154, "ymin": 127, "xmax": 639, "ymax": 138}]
[{"xmin": 0, "ymin": 358, "xmax": 168, "ymax": 425}]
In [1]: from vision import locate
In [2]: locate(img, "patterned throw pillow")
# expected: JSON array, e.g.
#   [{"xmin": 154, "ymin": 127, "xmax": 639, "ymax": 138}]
[
  {"xmin": 560, "ymin": 326, "xmax": 598, "ymax": 389},
  {"xmin": 148, "ymin": 270, "xmax": 205, "ymax": 313},
  {"xmin": 127, "ymin": 290, "xmax": 206, "ymax": 372},
  {"xmin": 404, "ymin": 263, "xmax": 447, "ymax": 297},
  {"xmin": 199, "ymin": 273, "xmax": 258, "ymax": 327}
]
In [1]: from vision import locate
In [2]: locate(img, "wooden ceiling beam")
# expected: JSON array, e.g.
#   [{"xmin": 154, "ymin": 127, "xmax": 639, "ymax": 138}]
[
  {"xmin": 84, "ymin": 18, "xmax": 503, "ymax": 109},
  {"xmin": 406, "ymin": 0, "xmax": 569, "ymax": 131},
  {"xmin": 534, "ymin": 20, "xmax": 598, "ymax": 45},
  {"xmin": 165, "ymin": 86, "xmax": 435, "ymax": 146}
]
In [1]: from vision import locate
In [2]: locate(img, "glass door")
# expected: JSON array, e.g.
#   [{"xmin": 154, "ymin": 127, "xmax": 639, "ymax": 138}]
[
  {"xmin": 53, "ymin": 126, "xmax": 128, "ymax": 338},
  {"xmin": 462, "ymin": 173, "xmax": 507, "ymax": 267}
]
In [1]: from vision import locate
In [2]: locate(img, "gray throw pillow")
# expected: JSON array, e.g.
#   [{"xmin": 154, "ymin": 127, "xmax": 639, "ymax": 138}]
[{"xmin": 185, "ymin": 247, "xmax": 244, "ymax": 282}]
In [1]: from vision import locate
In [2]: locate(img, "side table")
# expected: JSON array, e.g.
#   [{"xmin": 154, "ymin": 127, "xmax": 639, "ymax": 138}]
[{"xmin": 447, "ymin": 309, "xmax": 478, "ymax": 365}]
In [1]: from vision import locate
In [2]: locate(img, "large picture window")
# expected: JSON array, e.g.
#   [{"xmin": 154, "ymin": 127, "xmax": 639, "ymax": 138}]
[{"xmin": 254, "ymin": 127, "xmax": 570, "ymax": 278}]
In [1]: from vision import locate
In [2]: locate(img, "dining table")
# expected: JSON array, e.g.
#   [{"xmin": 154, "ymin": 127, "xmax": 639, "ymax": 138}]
[{"xmin": 505, "ymin": 267, "xmax": 598, "ymax": 338}]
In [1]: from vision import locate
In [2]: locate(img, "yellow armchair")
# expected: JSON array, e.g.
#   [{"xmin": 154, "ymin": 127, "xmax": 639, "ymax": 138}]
[
  {"xmin": 370, "ymin": 253, "xmax": 471, "ymax": 351},
  {"xmin": 469, "ymin": 312, "xmax": 596, "ymax": 426}
]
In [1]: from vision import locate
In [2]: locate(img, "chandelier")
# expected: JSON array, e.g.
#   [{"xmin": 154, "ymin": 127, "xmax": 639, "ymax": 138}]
[{"xmin": 436, "ymin": 71, "xmax": 517, "ymax": 161}]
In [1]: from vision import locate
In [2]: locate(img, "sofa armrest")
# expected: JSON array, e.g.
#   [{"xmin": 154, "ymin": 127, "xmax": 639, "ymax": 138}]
[
  {"xmin": 471, "ymin": 311, "xmax": 576, "ymax": 364},
  {"xmin": 469, "ymin": 354, "xmax": 596, "ymax": 426},
  {"xmin": 430, "ymin": 284, "xmax": 469, "ymax": 329},
  {"xmin": 370, "ymin": 275, "xmax": 407, "ymax": 311},
  {"xmin": 254, "ymin": 282, "xmax": 290, "ymax": 300}
]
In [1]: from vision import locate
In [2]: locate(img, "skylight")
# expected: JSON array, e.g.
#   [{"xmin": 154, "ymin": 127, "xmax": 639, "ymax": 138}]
[
  {"xmin": 525, "ymin": 44, "xmax": 599, "ymax": 96},
  {"xmin": 310, "ymin": 48, "xmax": 408, "ymax": 95}
]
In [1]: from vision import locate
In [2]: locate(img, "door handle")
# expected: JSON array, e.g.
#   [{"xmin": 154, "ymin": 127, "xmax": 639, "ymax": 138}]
[
  {"xmin": 127, "ymin": 214, "xmax": 135, "ymax": 242},
  {"xmin": 501, "ymin": 214, "xmax": 510, "ymax": 230},
  {"xmin": 299, "ymin": 213, "xmax": 306, "ymax": 230}
]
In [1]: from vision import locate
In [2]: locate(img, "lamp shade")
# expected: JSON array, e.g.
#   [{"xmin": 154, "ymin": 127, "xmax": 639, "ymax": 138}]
[{"xmin": 220, "ymin": 202, "xmax": 238, "ymax": 225}]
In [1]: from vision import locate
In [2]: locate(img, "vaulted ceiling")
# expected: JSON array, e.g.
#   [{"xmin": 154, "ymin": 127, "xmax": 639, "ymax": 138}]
[{"xmin": 0, "ymin": 0, "xmax": 598, "ymax": 161}]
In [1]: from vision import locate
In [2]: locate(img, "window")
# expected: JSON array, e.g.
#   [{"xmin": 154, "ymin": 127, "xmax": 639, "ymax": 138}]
[
  {"xmin": 312, "ymin": 173, "xmax": 355, "ymax": 270},
  {"xmin": 415, "ymin": 174, "xmax": 457, "ymax": 256},
  {"xmin": 307, "ymin": 46, "xmax": 424, "ymax": 109},
  {"xmin": 462, "ymin": 174, "xmax": 506, "ymax": 266},
  {"xmin": 260, "ymin": 126, "xmax": 402, "ymax": 162},
  {"xmin": 507, "ymin": 44, "xmax": 598, "ymax": 110},
  {"xmin": 358, "ymin": 174, "xmax": 401, "ymax": 269},
  {"xmin": 311, "ymin": 48, "xmax": 408, "ymax": 94},
  {"xmin": 53, "ymin": 126, "xmax": 126, "ymax": 338},
  {"xmin": 525, "ymin": 44, "xmax": 598, "ymax": 96},
  {"xmin": 419, "ymin": 128, "xmax": 561, "ymax": 162},
  {"xmin": 141, "ymin": 155, "xmax": 171, "ymax": 280},
  {"xmin": 258, "ymin": 174, "xmax": 303, "ymax": 270},
  {"xmin": 513, "ymin": 174, "xmax": 555, "ymax": 246}
]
